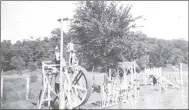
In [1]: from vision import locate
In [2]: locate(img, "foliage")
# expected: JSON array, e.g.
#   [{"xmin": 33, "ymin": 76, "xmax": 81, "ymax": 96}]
[
  {"xmin": 70, "ymin": 1, "xmax": 142, "ymax": 71},
  {"xmin": 0, "ymin": 1, "xmax": 188, "ymax": 73},
  {"xmin": 10, "ymin": 56, "xmax": 25, "ymax": 74},
  {"xmin": 28, "ymin": 62, "xmax": 38, "ymax": 71}
]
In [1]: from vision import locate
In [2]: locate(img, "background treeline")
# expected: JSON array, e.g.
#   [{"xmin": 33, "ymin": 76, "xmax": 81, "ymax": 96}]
[{"xmin": 1, "ymin": 1, "xmax": 188, "ymax": 73}]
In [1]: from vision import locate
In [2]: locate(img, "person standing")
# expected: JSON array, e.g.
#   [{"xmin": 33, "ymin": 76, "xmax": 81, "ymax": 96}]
[{"xmin": 54, "ymin": 46, "xmax": 60, "ymax": 65}]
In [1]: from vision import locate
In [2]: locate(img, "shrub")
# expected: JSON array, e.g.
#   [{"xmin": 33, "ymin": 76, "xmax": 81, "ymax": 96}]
[
  {"xmin": 10, "ymin": 56, "xmax": 25, "ymax": 74},
  {"xmin": 28, "ymin": 62, "xmax": 38, "ymax": 72}
]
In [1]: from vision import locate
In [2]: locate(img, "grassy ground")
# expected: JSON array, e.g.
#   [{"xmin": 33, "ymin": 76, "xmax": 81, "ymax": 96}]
[
  {"xmin": 1, "ymin": 65, "xmax": 188, "ymax": 109},
  {"xmin": 1, "ymin": 69, "xmax": 42, "ymax": 109}
]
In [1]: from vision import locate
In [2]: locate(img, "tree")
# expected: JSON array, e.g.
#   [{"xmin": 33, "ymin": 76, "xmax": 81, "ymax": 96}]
[
  {"xmin": 136, "ymin": 55, "xmax": 149, "ymax": 70},
  {"xmin": 10, "ymin": 56, "xmax": 25, "ymax": 74},
  {"xmin": 71, "ymin": 1, "xmax": 142, "ymax": 71},
  {"xmin": 1, "ymin": 40, "xmax": 14, "ymax": 71}
]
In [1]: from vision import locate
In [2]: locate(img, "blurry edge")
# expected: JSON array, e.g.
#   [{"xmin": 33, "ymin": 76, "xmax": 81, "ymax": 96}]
[{"xmin": 0, "ymin": 1, "xmax": 2, "ymax": 108}]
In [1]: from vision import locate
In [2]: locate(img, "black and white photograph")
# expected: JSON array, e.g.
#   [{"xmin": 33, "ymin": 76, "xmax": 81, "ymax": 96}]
[{"xmin": 1, "ymin": 1, "xmax": 188, "ymax": 109}]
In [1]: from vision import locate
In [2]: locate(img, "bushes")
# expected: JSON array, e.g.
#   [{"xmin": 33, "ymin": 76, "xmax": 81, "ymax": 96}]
[
  {"xmin": 28, "ymin": 62, "xmax": 38, "ymax": 71},
  {"xmin": 10, "ymin": 56, "xmax": 25, "ymax": 74}
]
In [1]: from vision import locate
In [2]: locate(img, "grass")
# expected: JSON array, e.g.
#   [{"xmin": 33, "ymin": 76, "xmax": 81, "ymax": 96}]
[
  {"xmin": 1, "ymin": 69, "xmax": 42, "ymax": 109},
  {"xmin": 1, "ymin": 67, "xmax": 188, "ymax": 109}
]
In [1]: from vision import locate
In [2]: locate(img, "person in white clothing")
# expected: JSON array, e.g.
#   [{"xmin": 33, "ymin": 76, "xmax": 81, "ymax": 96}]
[
  {"xmin": 67, "ymin": 42, "xmax": 78, "ymax": 65},
  {"xmin": 67, "ymin": 42, "xmax": 75, "ymax": 52}
]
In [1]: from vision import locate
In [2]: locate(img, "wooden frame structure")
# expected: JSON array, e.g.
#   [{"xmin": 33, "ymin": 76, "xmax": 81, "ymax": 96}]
[
  {"xmin": 143, "ymin": 63, "xmax": 184, "ymax": 90},
  {"xmin": 37, "ymin": 61, "xmax": 59, "ymax": 109},
  {"xmin": 37, "ymin": 17, "xmax": 92, "ymax": 109},
  {"xmin": 100, "ymin": 60, "xmax": 140, "ymax": 108}
]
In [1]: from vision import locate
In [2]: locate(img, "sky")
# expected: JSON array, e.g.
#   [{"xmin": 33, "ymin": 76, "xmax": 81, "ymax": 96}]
[{"xmin": 1, "ymin": 1, "xmax": 188, "ymax": 44}]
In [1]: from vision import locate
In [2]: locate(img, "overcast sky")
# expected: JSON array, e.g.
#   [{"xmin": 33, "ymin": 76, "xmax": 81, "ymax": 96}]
[{"xmin": 1, "ymin": 1, "xmax": 188, "ymax": 44}]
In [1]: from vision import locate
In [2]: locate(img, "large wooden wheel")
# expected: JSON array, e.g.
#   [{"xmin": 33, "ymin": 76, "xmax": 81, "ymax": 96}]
[{"xmin": 52, "ymin": 65, "xmax": 92, "ymax": 109}]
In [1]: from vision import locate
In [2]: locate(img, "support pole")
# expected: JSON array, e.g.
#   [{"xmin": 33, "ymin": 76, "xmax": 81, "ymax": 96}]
[
  {"xmin": 42, "ymin": 62, "xmax": 45, "ymax": 89},
  {"xmin": 123, "ymin": 68, "xmax": 126, "ymax": 87},
  {"xmin": 109, "ymin": 69, "xmax": 111, "ymax": 80},
  {"xmin": 26, "ymin": 76, "xmax": 30, "ymax": 100},
  {"xmin": 159, "ymin": 68, "xmax": 162, "ymax": 91},
  {"xmin": 1, "ymin": 78, "xmax": 3, "ymax": 100},
  {"xmin": 48, "ymin": 78, "xmax": 51, "ymax": 107},
  {"xmin": 134, "ymin": 60, "xmax": 136, "ymax": 79},
  {"xmin": 58, "ymin": 17, "xmax": 67, "ymax": 109},
  {"xmin": 177, "ymin": 72, "xmax": 179, "ymax": 83},
  {"xmin": 179, "ymin": 63, "xmax": 183, "ymax": 85},
  {"xmin": 133, "ymin": 60, "xmax": 137, "ymax": 99},
  {"xmin": 144, "ymin": 68, "xmax": 147, "ymax": 86},
  {"xmin": 131, "ymin": 68, "xmax": 133, "ymax": 84}
]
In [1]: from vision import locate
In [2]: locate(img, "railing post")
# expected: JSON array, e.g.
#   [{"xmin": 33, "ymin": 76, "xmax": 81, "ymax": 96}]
[
  {"xmin": 1, "ymin": 77, "xmax": 4, "ymax": 100},
  {"xmin": 26, "ymin": 76, "xmax": 30, "ymax": 100},
  {"xmin": 179, "ymin": 63, "xmax": 183, "ymax": 85},
  {"xmin": 144, "ymin": 68, "xmax": 147, "ymax": 86}
]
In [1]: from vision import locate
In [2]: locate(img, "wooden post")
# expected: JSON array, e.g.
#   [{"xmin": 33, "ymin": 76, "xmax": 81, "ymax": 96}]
[
  {"xmin": 179, "ymin": 63, "xmax": 183, "ymax": 85},
  {"xmin": 177, "ymin": 72, "xmax": 179, "ymax": 83},
  {"xmin": 133, "ymin": 60, "xmax": 136, "ymax": 80},
  {"xmin": 123, "ymin": 68, "xmax": 126, "ymax": 86},
  {"xmin": 144, "ymin": 68, "xmax": 147, "ymax": 86},
  {"xmin": 159, "ymin": 68, "xmax": 162, "ymax": 91},
  {"xmin": 109, "ymin": 69, "xmax": 111, "ymax": 80},
  {"xmin": 26, "ymin": 76, "xmax": 30, "ymax": 100},
  {"xmin": 48, "ymin": 77, "xmax": 51, "ymax": 107},
  {"xmin": 59, "ymin": 18, "xmax": 65, "ymax": 109},
  {"xmin": 58, "ymin": 17, "xmax": 68, "ymax": 109},
  {"xmin": 131, "ymin": 69, "xmax": 133, "ymax": 84},
  {"xmin": 133, "ymin": 61, "xmax": 137, "ymax": 99},
  {"xmin": 42, "ymin": 62, "xmax": 45, "ymax": 89},
  {"xmin": 1, "ymin": 77, "xmax": 3, "ymax": 100}
]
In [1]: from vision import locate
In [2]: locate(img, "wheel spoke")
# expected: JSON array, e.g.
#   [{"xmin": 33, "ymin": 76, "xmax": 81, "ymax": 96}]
[
  {"xmin": 72, "ymin": 88, "xmax": 80, "ymax": 104},
  {"xmin": 52, "ymin": 65, "xmax": 91, "ymax": 109},
  {"xmin": 72, "ymin": 85, "xmax": 87, "ymax": 92},
  {"xmin": 72, "ymin": 72, "xmax": 81, "ymax": 84},
  {"xmin": 72, "ymin": 72, "xmax": 83, "ymax": 85}
]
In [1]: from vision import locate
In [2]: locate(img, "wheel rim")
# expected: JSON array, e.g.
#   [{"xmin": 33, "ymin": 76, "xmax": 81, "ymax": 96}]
[{"xmin": 53, "ymin": 65, "xmax": 92, "ymax": 109}]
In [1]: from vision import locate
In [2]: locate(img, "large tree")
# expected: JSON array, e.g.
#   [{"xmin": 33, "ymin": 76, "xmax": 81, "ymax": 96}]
[{"xmin": 70, "ymin": 1, "xmax": 142, "ymax": 71}]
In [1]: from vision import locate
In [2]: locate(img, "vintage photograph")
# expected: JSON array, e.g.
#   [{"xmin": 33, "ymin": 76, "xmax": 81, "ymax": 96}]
[{"xmin": 1, "ymin": 1, "xmax": 188, "ymax": 109}]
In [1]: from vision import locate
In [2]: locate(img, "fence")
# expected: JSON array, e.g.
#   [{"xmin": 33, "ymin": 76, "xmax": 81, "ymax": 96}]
[{"xmin": 1, "ymin": 75, "xmax": 30, "ymax": 100}]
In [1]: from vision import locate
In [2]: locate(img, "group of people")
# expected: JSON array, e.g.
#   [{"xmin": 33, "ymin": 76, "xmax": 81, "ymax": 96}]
[
  {"xmin": 54, "ymin": 42, "xmax": 78, "ymax": 66},
  {"xmin": 53, "ymin": 42, "xmax": 78, "ymax": 93}
]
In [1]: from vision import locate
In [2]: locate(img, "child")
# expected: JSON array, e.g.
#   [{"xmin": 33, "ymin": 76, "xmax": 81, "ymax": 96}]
[
  {"xmin": 152, "ymin": 75, "xmax": 157, "ymax": 86},
  {"xmin": 54, "ymin": 46, "xmax": 60, "ymax": 65}
]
